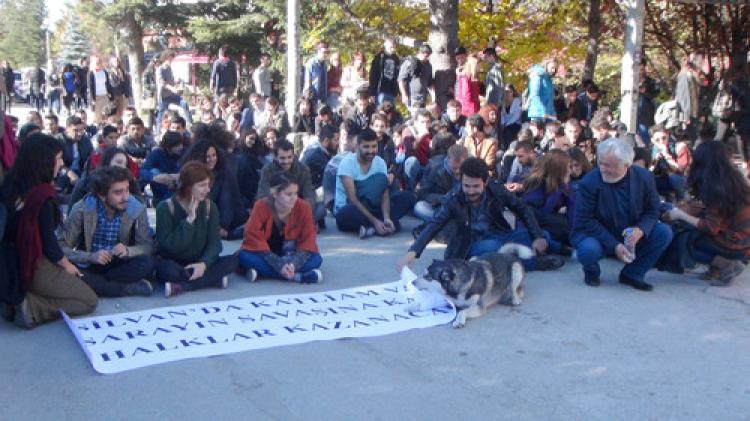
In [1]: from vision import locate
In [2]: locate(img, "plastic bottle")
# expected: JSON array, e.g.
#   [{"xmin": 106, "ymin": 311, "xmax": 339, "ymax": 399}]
[{"xmin": 622, "ymin": 227, "xmax": 636, "ymax": 263}]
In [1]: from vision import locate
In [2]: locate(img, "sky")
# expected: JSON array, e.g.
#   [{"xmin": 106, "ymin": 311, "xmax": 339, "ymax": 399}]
[{"xmin": 46, "ymin": 0, "xmax": 70, "ymax": 26}]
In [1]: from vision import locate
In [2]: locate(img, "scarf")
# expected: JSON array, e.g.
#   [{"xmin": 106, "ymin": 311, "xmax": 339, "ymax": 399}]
[
  {"xmin": 1, "ymin": 115, "xmax": 19, "ymax": 170},
  {"xmin": 17, "ymin": 183, "xmax": 57, "ymax": 290}
]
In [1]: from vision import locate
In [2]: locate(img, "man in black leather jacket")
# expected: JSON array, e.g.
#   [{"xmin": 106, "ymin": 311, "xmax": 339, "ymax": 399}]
[{"xmin": 397, "ymin": 157, "xmax": 564, "ymax": 272}]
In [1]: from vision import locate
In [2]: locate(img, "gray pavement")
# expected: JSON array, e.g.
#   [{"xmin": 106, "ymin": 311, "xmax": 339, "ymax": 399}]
[
  {"xmin": 3, "ymin": 102, "xmax": 750, "ymax": 420},
  {"xmin": 2, "ymin": 215, "xmax": 749, "ymax": 420}
]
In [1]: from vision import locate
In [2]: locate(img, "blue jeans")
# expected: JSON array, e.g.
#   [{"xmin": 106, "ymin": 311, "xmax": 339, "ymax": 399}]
[
  {"xmin": 413, "ymin": 200, "xmax": 435, "ymax": 222},
  {"xmin": 238, "ymin": 251, "xmax": 322, "ymax": 280},
  {"xmin": 156, "ymin": 96, "xmax": 193, "ymax": 133},
  {"xmin": 655, "ymin": 174, "xmax": 687, "ymax": 201},
  {"xmin": 377, "ymin": 92, "xmax": 396, "ymax": 105},
  {"xmin": 692, "ymin": 234, "xmax": 746, "ymax": 264},
  {"xmin": 575, "ymin": 222, "xmax": 673, "ymax": 282},
  {"xmin": 468, "ymin": 229, "xmax": 555, "ymax": 271},
  {"xmin": 404, "ymin": 156, "xmax": 424, "ymax": 191},
  {"xmin": 335, "ymin": 190, "xmax": 416, "ymax": 233}
]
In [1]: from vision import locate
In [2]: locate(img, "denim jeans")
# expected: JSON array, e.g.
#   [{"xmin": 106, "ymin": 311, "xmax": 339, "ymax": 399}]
[
  {"xmin": 468, "ymin": 229, "xmax": 555, "ymax": 271},
  {"xmin": 377, "ymin": 93, "xmax": 396, "ymax": 105},
  {"xmin": 655, "ymin": 174, "xmax": 687, "ymax": 201},
  {"xmin": 692, "ymin": 233, "xmax": 747, "ymax": 264},
  {"xmin": 156, "ymin": 96, "xmax": 193, "ymax": 133},
  {"xmin": 575, "ymin": 222, "xmax": 673, "ymax": 282},
  {"xmin": 238, "ymin": 251, "xmax": 322, "ymax": 280},
  {"xmin": 335, "ymin": 190, "xmax": 416, "ymax": 233},
  {"xmin": 403, "ymin": 156, "xmax": 424, "ymax": 191},
  {"xmin": 413, "ymin": 200, "xmax": 435, "ymax": 222}
]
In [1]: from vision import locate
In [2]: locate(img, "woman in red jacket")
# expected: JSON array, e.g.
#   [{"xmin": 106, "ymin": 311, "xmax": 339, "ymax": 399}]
[{"xmin": 239, "ymin": 172, "xmax": 323, "ymax": 283}]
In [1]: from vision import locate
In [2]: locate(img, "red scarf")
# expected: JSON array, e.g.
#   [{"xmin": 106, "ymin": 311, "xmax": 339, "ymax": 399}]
[
  {"xmin": 17, "ymin": 183, "xmax": 57, "ymax": 291},
  {"xmin": 1, "ymin": 115, "xmax": 19, "ymax": 170}
]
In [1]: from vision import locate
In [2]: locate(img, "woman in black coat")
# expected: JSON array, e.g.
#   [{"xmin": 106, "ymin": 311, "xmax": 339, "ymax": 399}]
[{"xmin": 181, "ymin": 139, "xmax": 248, "ymax": 239}]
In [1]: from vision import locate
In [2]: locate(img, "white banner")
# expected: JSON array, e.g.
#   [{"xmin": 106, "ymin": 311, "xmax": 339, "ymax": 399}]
[{"xmin": 63, "ymin": 278, "xmax": 455, "ymax": 374}]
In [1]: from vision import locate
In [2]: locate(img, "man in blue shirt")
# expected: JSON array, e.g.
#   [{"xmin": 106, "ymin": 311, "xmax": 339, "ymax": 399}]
[
  {"xmin": 210, "ymin": 46, "xmax": 239, "ymax": 99},
  {"xmin": 334, "ymin": 128, "xmax": 415, "ymax": 238},
  {"xmin": 571, "ymin": 138, "xmax": 673, "ymax": 291},
  {"xmin": 304, "ymin": 42, "xmax": 329, "ymax": 108}
]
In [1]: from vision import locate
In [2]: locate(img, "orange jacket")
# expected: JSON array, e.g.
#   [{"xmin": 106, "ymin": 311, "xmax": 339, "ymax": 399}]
[{"xmin": 241, "ymin": 197, "xmax": 319, "ymax": 254}]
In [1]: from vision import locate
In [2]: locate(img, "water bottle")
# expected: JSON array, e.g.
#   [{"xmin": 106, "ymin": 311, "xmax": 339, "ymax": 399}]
[{"xmin": 622, "ymin": 227, "xmax": 636, "ymax": 263}]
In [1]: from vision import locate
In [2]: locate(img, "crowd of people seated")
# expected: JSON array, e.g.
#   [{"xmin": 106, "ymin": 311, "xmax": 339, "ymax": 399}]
[{"xmin": 1, "ymin": 41, "xmax": 749, "ymax": 330}]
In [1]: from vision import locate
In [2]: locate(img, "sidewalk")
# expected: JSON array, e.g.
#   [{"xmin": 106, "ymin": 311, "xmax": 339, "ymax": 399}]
[{"xmin": 1, "ymin": 215, "xmax": 749, "ymax": 420}]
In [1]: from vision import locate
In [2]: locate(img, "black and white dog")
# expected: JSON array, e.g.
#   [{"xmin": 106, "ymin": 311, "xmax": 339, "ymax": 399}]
[{"xmin": 421, "ymin": 244, "xmax": 533, "ymax": 328}]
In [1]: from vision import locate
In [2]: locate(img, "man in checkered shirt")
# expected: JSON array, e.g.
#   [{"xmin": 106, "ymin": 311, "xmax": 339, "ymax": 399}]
[{"xmin": 60, "ymin": 166, "xmax": 156, "ymax": 297}]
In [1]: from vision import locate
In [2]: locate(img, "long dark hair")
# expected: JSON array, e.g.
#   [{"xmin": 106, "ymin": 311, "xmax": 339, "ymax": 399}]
[
  {"xmin": 687, "ymin": 141, "xmax": 750, "ymax": 219},
  {"xmin": 238, "ymin": 127, "xmax": 267, "ymax": 157},
  {"xmin": 2, "ymin": 133, "xmax": 62, "ymax": 207},
  {"xmin": 180, "ymin": 138, "xmax": 225, "ymax": 171}
]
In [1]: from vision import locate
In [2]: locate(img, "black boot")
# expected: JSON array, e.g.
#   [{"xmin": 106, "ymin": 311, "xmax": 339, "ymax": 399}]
[
  {"xmin": 535, "ymin": 255, "xmax": 565, "ymax": 271},
  {"xmin": 619, "ymin": 273, "xmax": 653, "ymax": 291}
]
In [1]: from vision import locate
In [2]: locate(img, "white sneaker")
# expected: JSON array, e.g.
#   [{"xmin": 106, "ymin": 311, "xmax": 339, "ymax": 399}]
[
  {"xmin": 220, "ymin": 276, "xmax": 230, "ymax": 289},
  {"xmin": 359, "ymin": 226, "xmax": 375, "ymax": 239},
  {"xmin": 246, "ymin": 268, "xmax": 258, "ymax": 283}
]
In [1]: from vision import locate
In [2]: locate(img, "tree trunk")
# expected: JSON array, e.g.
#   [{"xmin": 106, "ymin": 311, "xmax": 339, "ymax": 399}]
[
  {"xmin": 582, "ymin": 0, "xmax": 601, "ymax": 82},
  {"xmin": 120, "ymin": 12, "xmax": 145, "ymax": 115},
  {"xmin": 728, "ymin": 3, "xmax": 748, "ymax": 75},
  {"xmin": 428, "ymin": 0, "xmax": 458, "ymax": 112}
]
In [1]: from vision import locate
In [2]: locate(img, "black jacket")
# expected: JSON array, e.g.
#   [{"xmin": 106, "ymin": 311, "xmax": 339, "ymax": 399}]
[
  {"xmin": 301, "ymin": 144, "xmax": 332, "ymax": 190},
  {"xmin": 234, "ymin": 150, "xmax": 264, "ymax": 208},
  {"xmin": 62, "ymin": 135, "xmax": 94, "ymax": 177},
  {"xmin": 210, "ymin": 167, "xmax": 248, "ymax": 231},
  {"xmin": 409, "ymin": 179, "xmax": 544, "ymax": 260},
  {"xmin": 416, "ymin": 157, "xmax": 455, "ymax": 205}
]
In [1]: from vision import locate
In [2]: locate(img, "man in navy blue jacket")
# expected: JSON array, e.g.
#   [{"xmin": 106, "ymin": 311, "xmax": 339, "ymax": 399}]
[{"xmin": 571, "ymin": 138, "xmax": 673, "ymax": 291}]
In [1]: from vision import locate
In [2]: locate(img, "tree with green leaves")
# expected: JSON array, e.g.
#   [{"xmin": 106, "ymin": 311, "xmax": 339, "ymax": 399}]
[
  {"xmin": 58, "ymin": 13, "xmax": 92, "ymax": 66},
  {"xmin": 0, "ymin": 0, "xmax": 46, "ymax": 67}
]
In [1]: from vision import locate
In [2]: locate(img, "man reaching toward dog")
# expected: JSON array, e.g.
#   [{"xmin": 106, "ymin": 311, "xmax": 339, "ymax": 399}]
[{"xmin": 397, "ymin": 157, "xmax": 565, "ymax": 272}]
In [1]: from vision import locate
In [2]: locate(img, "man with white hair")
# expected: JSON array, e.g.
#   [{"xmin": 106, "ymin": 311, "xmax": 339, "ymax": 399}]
[{"xmin": 571, "ymin": 138, "xmax": 673, "ymax": 291}]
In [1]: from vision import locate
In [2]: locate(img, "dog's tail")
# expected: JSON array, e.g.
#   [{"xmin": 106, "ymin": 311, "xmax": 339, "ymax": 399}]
[{"xmin": 498, "ymin": 243, "xmax": 535, "ymax": 260}]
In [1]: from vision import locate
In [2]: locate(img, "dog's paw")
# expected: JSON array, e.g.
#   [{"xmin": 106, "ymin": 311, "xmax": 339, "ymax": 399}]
[{"xmin": 452, "ymin": 312, "xmax": 467, "ymax": 328}]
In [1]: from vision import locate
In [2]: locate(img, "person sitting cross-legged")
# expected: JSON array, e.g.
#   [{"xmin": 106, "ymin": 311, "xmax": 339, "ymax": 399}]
[
  {"xmin": 155, "ymin": 161, "xmax": 239, "ymax": 297},
  {"xmin": 257, "ymin": 139, "xmax": 325, "ymax": 226},
  {"xmin": 239, "ymin": 172, "xmax": 323, "ymax": 283},
  {"xmin": 334, "ymin": 128, "xmax": 416, "ymax": 238},
  {"xmin": 397, "ymin": 157, "xmax": 564, "ymax": 273},
  {"xmin": 413, "ymin": 143, "xmax": 468, "ymax": 223},
  {"xmin": 61, "ymin": 166, "xmax": 155, "ymax": 297},
  {"xmin": 571, "ymin": 138, "xmax": 673, "ymax": 291}
]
